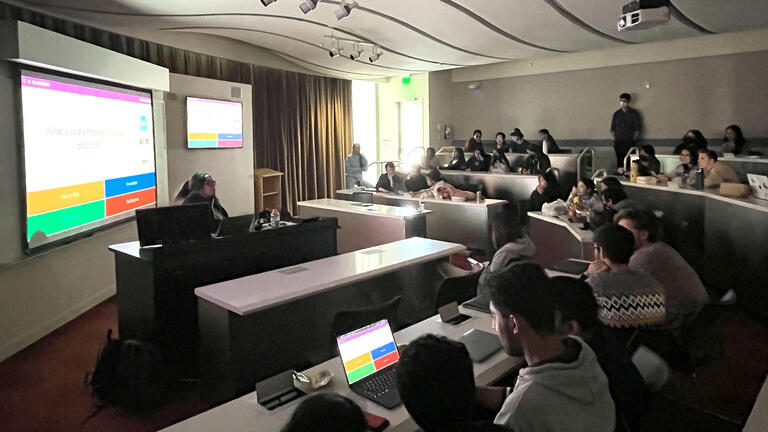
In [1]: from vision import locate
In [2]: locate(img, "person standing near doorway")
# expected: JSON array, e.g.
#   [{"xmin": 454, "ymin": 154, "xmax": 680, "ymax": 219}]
[
  {"xmin": 345, "ymin": 143, "xmax": 373, "ymax": 188},
  {"xmin": 610, "ymin": 93, "xmax": 642, "ymax": 172}
]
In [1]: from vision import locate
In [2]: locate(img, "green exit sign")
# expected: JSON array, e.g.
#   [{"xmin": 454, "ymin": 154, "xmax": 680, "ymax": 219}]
[{"xmin": 401, "ymin": 76, "xmax": 411, "ymax": 85}]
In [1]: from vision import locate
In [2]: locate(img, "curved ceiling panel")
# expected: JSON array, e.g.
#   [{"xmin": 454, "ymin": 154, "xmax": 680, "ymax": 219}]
[
  {"xmin": 556, "ymin": 0, "xmax": 701, "ymax": 44},
  {"xmin": 450, "ymin": 0, "xmax": 619, "ymax": 52},
  {"xmin": 672, "ymin": 0, "xmax": 768, "ymax": 33}
]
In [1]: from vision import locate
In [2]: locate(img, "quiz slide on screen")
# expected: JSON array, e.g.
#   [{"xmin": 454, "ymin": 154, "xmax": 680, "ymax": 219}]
[
  {"xmin": 21, "ymin": 75, "xmax": 157, "ymax": 247},
  {"xmin": 186, "ymin": 97, "xmax": 243, "ymax": 148},
  {"xmin": 337, "ymin": 320, "xmax": 399, "ymax": 384}
]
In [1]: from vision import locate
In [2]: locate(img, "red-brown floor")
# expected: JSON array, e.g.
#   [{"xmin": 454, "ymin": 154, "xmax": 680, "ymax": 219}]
[{"xmin": 0, "ymin": 298, "xmax": 766, "ymax": 431}]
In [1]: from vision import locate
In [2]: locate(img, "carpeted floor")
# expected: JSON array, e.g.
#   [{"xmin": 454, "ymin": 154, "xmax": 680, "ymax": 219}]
[{"xmin": 0, "ymin": 297, "xmax": 766, "ymax": 431}]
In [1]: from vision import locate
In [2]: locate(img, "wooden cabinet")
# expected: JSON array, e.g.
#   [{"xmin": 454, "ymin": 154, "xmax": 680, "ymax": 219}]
[{"xmin": 254, "ymin": 168, "xmax": 283, "ymax": 213}]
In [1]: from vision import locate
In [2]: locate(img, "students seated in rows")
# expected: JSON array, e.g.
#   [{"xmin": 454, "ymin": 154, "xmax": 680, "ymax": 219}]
[
  {"xmin": 538, "ymin": 128, "xmax": 561, "ymax": 153},
  {"xmin": 396, "ymin": 334, "xmax": 509, "ymax": 432},
  {"xmin": 722, "ymin": 124, "xmax": 748, "ymax": 155},
  {"xmin": 445, "ymin": 147, "xmax": 468, "ymax": 171},
  {"xmin": 674, "ymin": 129, "xmax": 707, "ymax": 154},
  {"xmin": 405, "ymin": 163, "xmax": 429, "ymax": 192},
  {"xmin": 490, "ymin": 148, "xmax": 511, "ymax": 173},
  {"xmin": 478, "ymin": 263, "xmax": 615, "ymax": 432},
  {"xmin": 466, "ymin": 129, "xmax": 484, "ymax": 154},
  {"xmin": 176, "ymin": 172, "xmax": 228, "ymax": 231},
  {"xmin": 527, "ymin": 171, "xmax": 560, "ymax": 212},
  {"xmin": 509, "ymin": 129, "xmax": 529, "ymax": 153},
  {"xmin": 375, "ymin": 161, "xmax": 405, "ymax": 193},
  {"xmin": 495, "ymin": 132, "xmax": 510, "ymax": 153},
  {"xmin": 567, "ymin": 178, "xmax": 602, "ymax": 214},
  {"xmin": 281, "ymin": 392, "xmax": 367, "ymax": 432},
  {"xmin": 657, "ymin": 145, "xmax": 698, "ymax": 184},
  {"xmin": 691, "ymin": 150, "xmax": 739, "ymax": 188},
  {"xmin": 637, "ymin": 144, "xmax": 660, "ymax": 176},
  {"xmin": 412, "ymin": 169, "xmax": 477, "ymax": 201},
  {"xmin": 468, "ymin": 148, "xmax": 491, "ymax": 172},
  {"xmin": 585, "ymin": 224, "xmax": 666, "ymax": 329},
  {"xmin": 422, "ymin": 146, "xmax": 440, "ymax": 170},
  {"xmin": 521, "ymin": 143, "xmax": 551, "ymax": 175},
  {"xmin": 478, "ymin": 211, "xmax": 536, "ymax": 297},
  {"xmin": 551, "ymin": 276, "xmax": 650, "ymax": 432},
  {"xmin": 616, "ymin": 209, "xmax": 709, "ymax": 331}
]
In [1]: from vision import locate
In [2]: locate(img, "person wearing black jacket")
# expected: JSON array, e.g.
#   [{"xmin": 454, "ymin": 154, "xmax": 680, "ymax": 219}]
[
  {"xmin": 495, "ymin": 132, "xmax": 510, "ymax": 153},
  {"xmin": 538, "ymin": 129, "xmax": 561, "ymax": 154},
  {"xmin": 467, "ymin": 149, "xmax": 491, "ymax": 172},
  {"xmin": 175, "ymin": 172, "xmax": 229, "ymax": 232},
  {"xmin": 465, "ymin": 129, "xmax": 484, "ymax": 154},
  {"xmin": 376, "ymin": 161, "xmax": 405, "ymax": 192},
  {"xmin": 527, "ymin": 170, "xmax": 560, "ymax": 212},
  {"xmin": 405, "ymin": 164, "xmax": 429, "ymax": 192},
  {"xmin": 445, "ymin": 147, "xmax": 468, "ymax": 170},
  {"xmin": 521, "ymin": 142, "xmax": 551, "ymax": 175},
  {"xmin": 610, "ymin": 93, "xmax": 642, "ymax": 170},
  {"xmin": 508, "ymin": 129, "xmax": 529, "ymax": 153}
]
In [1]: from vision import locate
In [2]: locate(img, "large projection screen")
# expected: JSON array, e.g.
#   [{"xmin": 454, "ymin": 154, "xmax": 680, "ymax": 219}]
[
  {"xmin": 20, "ymin": 71, "xmax": 157, "ymax": 250},
  {"xmin": 186, "ymin": 97, "xmax": 243, "ymax": 148}
]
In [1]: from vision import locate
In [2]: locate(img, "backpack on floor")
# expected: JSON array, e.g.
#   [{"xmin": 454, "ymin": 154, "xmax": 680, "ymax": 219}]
[{"xmin": 86, "ymin": 329, "xmax": 168, "ymax": 413}]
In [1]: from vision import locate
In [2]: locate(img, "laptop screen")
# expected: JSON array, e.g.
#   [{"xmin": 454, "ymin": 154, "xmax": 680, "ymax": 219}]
[{"xmin": 336, "ymin": 319, "xmax": 399, "ymax": 385}]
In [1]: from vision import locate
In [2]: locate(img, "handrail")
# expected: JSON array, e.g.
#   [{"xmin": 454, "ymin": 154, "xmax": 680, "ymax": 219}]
[
  {"xmin": 621, "ymin": 147, "xmax": 640, "ymax": 172},
  {"xmin": 576, "ymin": 147, "xmax": 595, "ymax": 181},
  {"xmin": 591, "ymin": 169, "xmax": 608, "ymax": 181}
]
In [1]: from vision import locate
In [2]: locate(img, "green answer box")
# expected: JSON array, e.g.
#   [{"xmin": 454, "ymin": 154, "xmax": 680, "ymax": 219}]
[
  {"xmin": 27, "ymin": 200, "xmax": 105, "ymax": 240},
  {"xmin": 347, "ymin": 362, "xmax": 376, "ymax": 384}
]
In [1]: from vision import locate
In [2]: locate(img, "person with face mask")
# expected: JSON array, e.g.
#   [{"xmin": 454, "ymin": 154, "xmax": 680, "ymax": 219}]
[
  {"xmin": 637, "ymin": 145, "xmax": 661, "ymax": 176},
  {"xmin": 495, "ymin": 132, "xmax": 510, "ymax": 153},
  {"xmin": 610, "ymin": 93, "xmax": 642, "ymax": 171}
]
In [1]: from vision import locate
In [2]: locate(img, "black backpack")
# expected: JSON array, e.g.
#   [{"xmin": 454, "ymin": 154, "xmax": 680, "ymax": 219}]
[{"xmin": 87, "ymin": 329, "xmax": 168, "ymax": 413}]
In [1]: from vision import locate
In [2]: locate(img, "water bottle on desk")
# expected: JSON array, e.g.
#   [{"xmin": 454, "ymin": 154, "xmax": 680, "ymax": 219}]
[{"xmin": 270, "ymin": 208, "xmax": 280, "ymax": 228}]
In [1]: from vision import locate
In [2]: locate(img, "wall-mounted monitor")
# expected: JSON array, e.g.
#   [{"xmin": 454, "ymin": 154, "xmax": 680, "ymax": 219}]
[
  {"xmin": 186, "ymin": 97, "xmax": 243, "ymax": 148},
  {"xmin": 20, "ymin": 71, "xmax": 157, "ymax": 251}
]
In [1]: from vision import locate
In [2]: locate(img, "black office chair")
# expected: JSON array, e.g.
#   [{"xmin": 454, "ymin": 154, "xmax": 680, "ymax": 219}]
[
  {"xmin": 352, "ymin": 191, "xmax": 374, "ymax": 203},
  {"xmin": 435, "ymin": 272, "xmax": 481, "ymax": 310},
  {"xmin": 329, "ymin": 296, "xmax": 402, "ymax": 355}
]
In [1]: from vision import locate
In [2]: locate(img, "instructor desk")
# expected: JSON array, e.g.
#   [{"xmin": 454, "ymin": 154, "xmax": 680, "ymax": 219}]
[{"xmin": 196, "ymin": 237, "xmax": 465, "ymax": 403}]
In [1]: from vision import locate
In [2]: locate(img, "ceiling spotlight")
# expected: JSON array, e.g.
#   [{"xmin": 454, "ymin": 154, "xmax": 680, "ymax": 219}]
[
  {"xmin": 368, "ymin": 47, "xmax": 383, "ymax": 63},
  {"xmin": 349, "ymin": 43, "xmax": 363, "ymax": 60},
  {"xmin": 260, "ymin": 0, "xmax": 278, "ymax": 6},
  {"xmin": 334, "ymin": 0, "xmax": 358, "ymax": 20},
  {"xmin": 328, "ymin": 48, "xmax": 339, "ymax": 58},
  {"xmin": 299, "ymin": 0, "xmax": 318, "ymax": 14},
  {"xmin": 322, "ymin": 37, "xmax": 340, "ymax": 57}
]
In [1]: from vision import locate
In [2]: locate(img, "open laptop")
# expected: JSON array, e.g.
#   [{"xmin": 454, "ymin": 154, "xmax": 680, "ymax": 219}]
[
  {"xmin": 216, "ymin": 214, "xmax": 255, "ymax": 237},
  {"xmin": 336, "ymin": 319, "xmax": 402, "ymax": 409},
  {"xmin": 135, "ymin": 203, "xmax": 211, "ymax": 246}
]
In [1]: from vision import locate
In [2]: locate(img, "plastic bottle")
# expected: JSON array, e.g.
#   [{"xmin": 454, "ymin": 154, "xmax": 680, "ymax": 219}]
[
  {"xmin": 476, "ymin": 191, "xmax": 483, "ymax": 204},
  {"xmin": 630, "ymin": 161, "xmax": 639, "ymax": 183},
  {"xmin": 270, "ymin": 208, "xmax": 280, "ymax": 228}
]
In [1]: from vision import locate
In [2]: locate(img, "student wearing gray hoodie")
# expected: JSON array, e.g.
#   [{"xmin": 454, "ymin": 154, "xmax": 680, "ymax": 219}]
[
  {"xmin": 480, "ymin": 263, "xmax": 616, "ymax": 432},
  {"xmin": 477, "ymin": 211, "xmax": 536, "ymax": 298}
]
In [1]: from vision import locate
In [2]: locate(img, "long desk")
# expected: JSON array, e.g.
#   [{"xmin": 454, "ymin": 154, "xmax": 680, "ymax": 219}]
[
  {"xmin": 336, "ymin": 189, "xmax": 507, "ymax": 253},
  {"xmin": 622, "ymin": 181, "xmax": 768, "ymax": 319},
  {"xmin": 107, "ymin": 218, "xmax": 339, "ymax": 377},
  {"xmin": 195, "ymin": 237, "xmax": 465, "ymax": 403},
  {"xmin": 163, "ymin": 311, "xmax": 520, "ymax": 432},
  {"xmin": 297, "ymin": 198, "xmax": 430, "ymax": 253},
  {"xmin": 527, "ymin": 212, "xmax": 595, "ymax": 268}
]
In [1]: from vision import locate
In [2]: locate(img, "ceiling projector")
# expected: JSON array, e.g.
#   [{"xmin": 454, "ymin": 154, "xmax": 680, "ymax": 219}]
[{"xmin": 617, "ymin": 0, "xmax": 670, "ymax": 31}]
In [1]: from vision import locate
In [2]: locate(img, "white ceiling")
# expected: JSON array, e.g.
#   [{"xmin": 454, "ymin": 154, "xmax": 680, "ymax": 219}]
[{"xmin": 13, "ymin": 0, "xmax": 768, "ymax": 79}]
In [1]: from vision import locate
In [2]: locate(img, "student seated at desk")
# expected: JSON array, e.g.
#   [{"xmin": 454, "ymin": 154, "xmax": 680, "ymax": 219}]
[
  {"xmin": 521, "ymin": 143, "xmax": 551, "ymax": 175},
  {"xmin": 281, "ymin": 392, "xmax": 367, "ymax": 432},
  {"xmin": 597, "ymin": 176, "xmax": 623, "ymax": 193},
  {"xmin": 527, "ymin": 171, "xmax": 560, "ymax": 212},
  {"xmin": 478, "ymin": 211, "xmax": 536, "ymax": 298},
  {"xmin": 422, "ymin": 147, "xmax": 440, "ymax": 170},
  {"xmin": 508, "ymin": 129, "xmax": 529, "ymax": 154},
  {"xmin": 405, "ymin": 163, "xmax": 429, "ymax": 192},
  {"xmin": 467, "ymin": 149, "xmax": 491, "ymax": 172},
  {"xmin": 538, "ymin": 128, "xmax": 561, "ymax": 154},
  {"xmin": 495, "ymin": 132, "xmax": 510, "ymax": 153},
  {"xmin": 375, "ymin": 161, "xmax": 406, "ymax": 193},
  {"xmin": 637, "ymin": 145, "xmax": 661, "ymax": 176},
  {"xmin": 674, "ymin": 129, "xmax": 708, "ymax": 154},
  {"xmin": 567, "ymin": 178, "xmax": 602, "ymax": 215},
  {"xmin": 477, "ymin": 263, "xmax": 616, "ymax": 432},
  {"xmin": 466, "ymin": 129, "xmax": 484, "ymax": 154},
  {"xmin": 721, "ymin": 124, "xmax": 748, "ymax": 155},
  {"xmin": 616, "ymin": 209, "xmax": 709, "ymax": 332},
  {"xmin": 396, "ymin": 334, "xmax": 510, "ymax": 432},
  {"xmin": 490, "ymin": 148, "xmax": 511, "ymax": 173},
  {"xmin": 411, "ymin": 169, "xmax": 476, "ymax": 201},
  {"xmin": 176, "ymin": 172, "xmax": 228, "ymax": 231},
  {"xmin": 584, "ymin": 224, "xmax": 666, "ymax": 329},
  {"xmin": 551, "ymin": 276, "xmax": 650, "ymax": 432},
  {"xmin": 445, "ymin": 147, "xmax": 468, "ymax": 171},
  {"xmin": 657, "ymin": 146, "xmax": 698, "ymax": 184},
  {"xmin": 690, "ymin": 150, "xmax": 739, "ymax": 188}
]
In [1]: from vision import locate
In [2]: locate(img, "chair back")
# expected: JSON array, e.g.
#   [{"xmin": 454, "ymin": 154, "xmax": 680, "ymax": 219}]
[
  {"xmin": 330, "ymin": 296, "xmax": 402, "ymax": 355},
  {"xmin": 435, "ymin": 272, "xmax": 481, "ymax": 310},
  {"xmin": 352, "ymin": 191, "xmax": 374, "ymax": 203}
]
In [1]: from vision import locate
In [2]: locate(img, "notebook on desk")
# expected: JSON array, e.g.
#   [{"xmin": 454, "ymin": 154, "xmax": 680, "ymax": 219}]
[{"xmin": 336, "ymin": 319, "xmax": 402, "ymax": 409}]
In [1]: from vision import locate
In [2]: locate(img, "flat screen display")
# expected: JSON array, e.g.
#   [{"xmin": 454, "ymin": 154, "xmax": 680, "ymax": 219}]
[
  {"xmin": 337, "ymin": 319, "xmax": 399, "ymax": 385},
  {"xmin": 186, "ymin": 97, "xmax": 243, "ymax": 148},
  {"xmin": 20, "ymin": 71, "xmax": 157, "ymax": 250}
]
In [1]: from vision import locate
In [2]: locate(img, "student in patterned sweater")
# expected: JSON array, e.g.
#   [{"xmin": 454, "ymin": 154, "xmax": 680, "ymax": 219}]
[{"xmin": 585, "ymin": 224, "xmax": 666, "ymax": 329}]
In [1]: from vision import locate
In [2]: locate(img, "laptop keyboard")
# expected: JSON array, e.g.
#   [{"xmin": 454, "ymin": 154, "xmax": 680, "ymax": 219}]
[{"xmin": 356, "ymin": 367, "xmax": 396, "ymax": 398}]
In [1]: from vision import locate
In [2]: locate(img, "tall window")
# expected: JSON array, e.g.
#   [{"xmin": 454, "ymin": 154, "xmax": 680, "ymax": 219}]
[
  {"xmin": 351, "ymin": 80, "xmax": 377, "ymax": 186},
  {"xmin": 397, "ymin": 98, "xmax": 423, "ymax": 168}
]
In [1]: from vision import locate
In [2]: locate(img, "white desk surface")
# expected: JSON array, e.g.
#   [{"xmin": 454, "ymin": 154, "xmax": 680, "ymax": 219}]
[
  {"xmin": 298, "ymin": 198, "xmax": 431, "ymax": 220},
  {"xmin": 337, "ymin": 189, "xmax": 507, "ymax": 208},
  {"xmin": 744, "ymin": 376, "xmax": 768, "ymax": 432},
  {"xmin": 195, "ymin": 237, "xmax": 465, "ymax": 316},
  {"xmin": 161, "ymin": 313, "xmax": 520, "ymax": 432},
  {"xmin": 621, "ymin": 180, "xmax": 768, "ymax": 214},
  {"xmin": 527, "ymin": 211, "xmax": 594, "ymax": 243}
]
